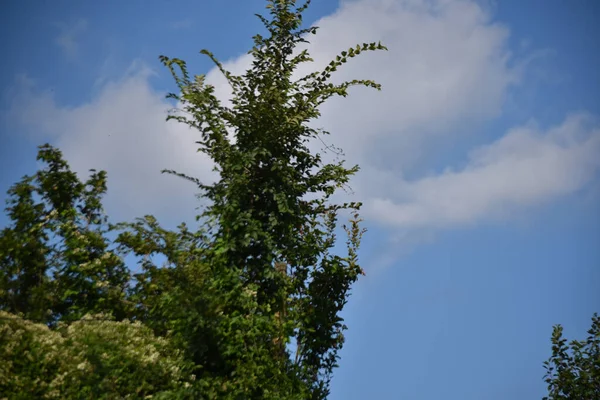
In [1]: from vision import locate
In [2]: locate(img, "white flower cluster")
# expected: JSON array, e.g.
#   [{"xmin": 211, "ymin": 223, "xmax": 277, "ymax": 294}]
[{"xmin": 0, "ymin": 311, "xmax": 195, "ymax": 397}]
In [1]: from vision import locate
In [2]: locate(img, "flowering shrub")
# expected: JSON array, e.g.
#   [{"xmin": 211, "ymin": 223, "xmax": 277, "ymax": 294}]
[{"xmin": 0, "ymin": 311, "xmax": 194, "ymax": 399}]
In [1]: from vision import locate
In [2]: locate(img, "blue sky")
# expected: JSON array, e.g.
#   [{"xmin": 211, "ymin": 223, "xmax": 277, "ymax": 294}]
[{"xmin": 1, "ymin": 0, "xmax": 599, "ymax": 398}]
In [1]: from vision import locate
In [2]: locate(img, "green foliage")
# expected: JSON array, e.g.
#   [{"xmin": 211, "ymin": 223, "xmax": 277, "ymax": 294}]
[
  {"xmin": 0, "ymin": 311, "xmax": 195, "ymax": 399},
  {"xmin": 0, "ymin": 0, "xmax": 385, "ymax": 398},
  {"xmin": 0, "ymin": 144, "xmax": 130, "ymax": 324},
  {"xmin": 543, "ymin": 313, "xmax": 600, "ymax": 399},
  {"xmin": 148, "ymin": 0, "xmax": 385, "ymax": 396}
]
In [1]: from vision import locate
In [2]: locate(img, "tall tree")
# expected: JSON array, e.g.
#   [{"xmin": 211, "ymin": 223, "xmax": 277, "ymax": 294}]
[
  {"xmin": 0, "ymin": 144, "xmax": 130, "ymax": 324},
  {"xmin": 0, "ymin": 0, "xmax": 386, "ymax": 398},
  {"xmin": 121, "ymin": 0, "xmax": 387, "ymax": 397}
]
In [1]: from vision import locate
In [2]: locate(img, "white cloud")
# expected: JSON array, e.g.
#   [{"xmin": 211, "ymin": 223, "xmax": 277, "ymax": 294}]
[
  {"xmin": 209, "ymin": 0, "xmax": 518, "ymax": 168},
  {"xmin": 54, "ymin": 18, "xmax": 88, "ymax": 59},
  {"xmin": 363, "ymin": 113, "xmax": 600, "ymax": 229},
  {"xmin": 10, "ymin": 66, "xmax": 218, "ymax": 226},
  {"xmin": 8, "ymin": 0, "xmax": 600, "ymax": 239}
]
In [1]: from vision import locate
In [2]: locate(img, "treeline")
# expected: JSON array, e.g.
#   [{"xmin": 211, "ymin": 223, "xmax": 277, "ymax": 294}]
[
  {"xmin": 0, "ymin": 1, "xmax": 597, "ymax": 399},
  {"xmin": 1, "ymin": 1, "xmax": 382, "ymax": 398}
]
